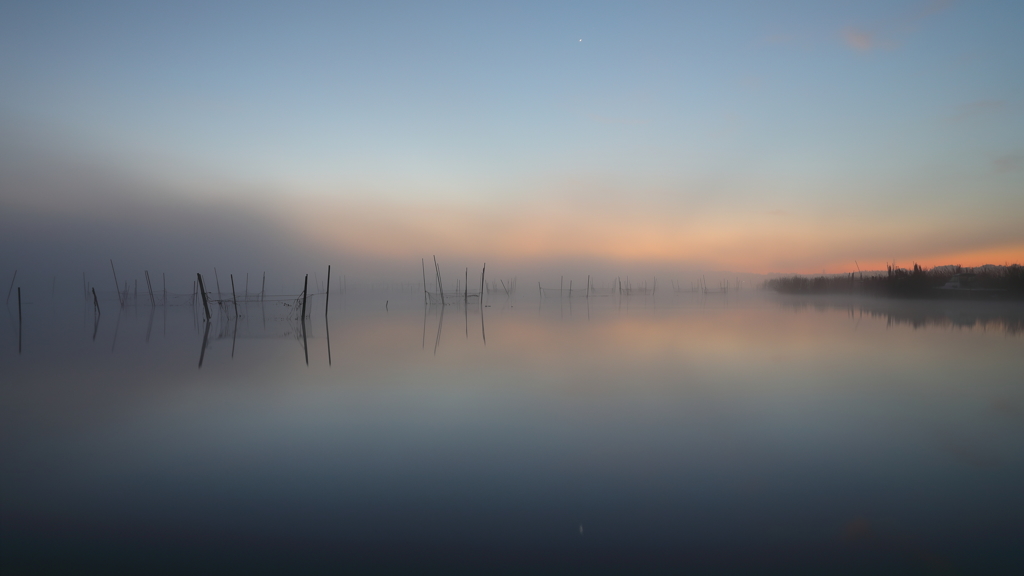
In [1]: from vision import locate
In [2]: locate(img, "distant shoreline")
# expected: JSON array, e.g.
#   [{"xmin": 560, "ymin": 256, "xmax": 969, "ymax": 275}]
[{"xmin": 766, "ymin": 263, "xmax": 1024, "ymax": 300}]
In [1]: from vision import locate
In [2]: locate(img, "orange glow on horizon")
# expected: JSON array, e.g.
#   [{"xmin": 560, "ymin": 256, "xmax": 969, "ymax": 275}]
[{"xmin": 287, "ymin": 197, "xmax": 1024, "ymax": 275}]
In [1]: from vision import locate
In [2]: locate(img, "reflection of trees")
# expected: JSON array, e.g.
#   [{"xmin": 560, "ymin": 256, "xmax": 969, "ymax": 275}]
[{"xmin": 778, "ymin": 296, "xmax": 1024, "ymax": 335}]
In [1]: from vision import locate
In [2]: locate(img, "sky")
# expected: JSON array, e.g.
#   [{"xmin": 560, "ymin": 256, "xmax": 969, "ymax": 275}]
[{"xmin": 1, "ymin": 0, "xmax": 1022, "ymax": 290}]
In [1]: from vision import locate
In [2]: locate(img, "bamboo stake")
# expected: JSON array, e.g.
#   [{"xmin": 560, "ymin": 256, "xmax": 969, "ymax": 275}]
[
  {"xmin": 433, "ymin": 256, "xmax": 442, "ymax": 297},
  {"xmin": 197, "ymin": 273, "xmax": 211, "ymax": 320},
  {"xmin": 92, "ymin": 287, "xmax": 100, "ymax": 315},
  {"xmin": 422, "ymin": 258, "xmax": 428, "ymax": 304},
  {"xmin": 145, "ymin": 271, "xmax": 156, "ymax": 306},
  {"xmin": 110, "ymin": 260, "xmax": 123, "ymax": 307},
  {"xmin": 262, "ymin": 272, "xmax": 266, "ymax": 302},
  {"xmin": 325, "ymin": 265, "xmax": 331, "ymax": 317},
  {"xmin": 18, "ymin": 287, "xmax": 22, "ymax": 354},
  {"xmin": 230, "ymin": 274, "xmax": 239, "ymax": 318},
  {"xmin": 214, "ymin": 268, "xmax": 222, "ymax": 301},
  {"xmin": 301, "ymin": 274, "xmax": 308, "ymax": 319}
]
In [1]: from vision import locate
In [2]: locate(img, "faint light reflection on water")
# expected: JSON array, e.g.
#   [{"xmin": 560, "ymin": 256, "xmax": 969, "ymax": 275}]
[{"xmin": 2, "ymin": 291, "xmax": 1022, "ymax": 573}]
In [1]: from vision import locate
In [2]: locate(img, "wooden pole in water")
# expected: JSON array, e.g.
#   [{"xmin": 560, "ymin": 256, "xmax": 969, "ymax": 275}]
[
  {"xmin": 197, "ymin": 273, "xmax": 211, "ymax": 320},
  {"xmin": 433, "ymin": 256, "xmax": 443, "ymax": 297},
  {"xmin": 480, "ymin": 263, "xmax": 485, "ymax": 304},
  {"xmin": 301, "ymin": 274, "xmax": 309, "ymax": 319},
  {"xmin": 5, "ymin": 269, "xmax": 16, "ymax": 305},
  {"xmin": 92, "ymin": 287, "xmax": 100, "ymax": 315},
  {"xmin": 214, "ymin": 268, "xmax": 222, "ymax": 301},
  {"xmin": 145, "ymin": 271, "xmax": 156, "ymax": 306},
  {"xmin": 587, "ymin": 275, "xmax": 590, "ymax": 298},
  {"xmin": 230, "ymin": 274, "xmax": 239, "ymax": 318},
  {"xmin": 261, "ymin": 272, "xmax": 266, "ymax": 302},
  {"xmin": 465, "ymin": 268, "xmax": 468, "ymax": 303},
  {"xmin": 17, "ymin": 287, "xmax": 21, "ymax": 354},
  {"xmin": 325, "ymin": 265, "xmax": 331, "ymax": 317},
  {"xmin": 110, "ymin": 260, "xmax": 123, "ymax": 307},
  {"xmin": 569, "ymin": 280, "xmax": 572, "ymax": 297},
  {"xmin": 422, "ymin": 258, "xmax": 428, "ymax": 304}
]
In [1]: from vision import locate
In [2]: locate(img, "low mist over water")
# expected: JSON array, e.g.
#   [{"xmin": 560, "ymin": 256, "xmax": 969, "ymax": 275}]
[
  {"xmin": 3, "ymin": 287, "xmax": 1022, "ymax": 573},
  {"xmin": 4, "ymin": 1, "xmax": 1023, "ymax": 572}
]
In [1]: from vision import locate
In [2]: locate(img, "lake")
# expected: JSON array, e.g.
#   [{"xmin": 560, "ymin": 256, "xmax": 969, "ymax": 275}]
[{"xmin": 2, "ymin": 288, "xmax": 1023, "ymax": 574}]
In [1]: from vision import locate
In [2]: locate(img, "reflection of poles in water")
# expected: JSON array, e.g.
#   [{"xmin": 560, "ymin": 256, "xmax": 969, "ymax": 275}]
[
  {"xmin": 92, "ymin": 306, "xmax": 101, "ymax": 341},
  {"xmin": 301, "ymin": 316, "xmax": 309, "ymax": 366},
  {"xmin": 145, "ymin": 305, "xmax": 155, "ymax": 344},
  {"xmin": 111, "ymin": 306, "xmax": 122, "ymax": 353},
  {"xmin": 326, "ymin": 316, "xmax": 332, "ymax": 366},
  {"xmin": 480, "ymin": 298, "xmax": 486, "ymax": 345},
  {"xmin": 231, "ymin": 316, "xmax": 238, "ymax": 358},
  {"xmin": 434, "ymin": 303, "xmax": 445, "ymax": 355},
  {"xmin": 198, "ymin": 320, "xmax": 211, "ymax": 368}
]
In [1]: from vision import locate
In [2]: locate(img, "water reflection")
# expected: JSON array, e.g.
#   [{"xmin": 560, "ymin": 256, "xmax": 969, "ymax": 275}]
[
  {"xmin": 778, "ymin": 294, "xmax": 1024, "ymax": 334},
  {"xmin": 2, "ymin": 291, "xmax": 1022, "ymax": 573}
]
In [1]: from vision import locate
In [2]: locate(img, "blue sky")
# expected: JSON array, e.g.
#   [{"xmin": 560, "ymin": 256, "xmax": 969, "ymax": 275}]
[{"xmin": 1, "ymin": 0, "xmax": 1022, "ymax": 282}]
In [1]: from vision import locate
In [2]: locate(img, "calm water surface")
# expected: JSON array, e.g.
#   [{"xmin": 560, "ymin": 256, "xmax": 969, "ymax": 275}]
[{"xmin": 2, "ymin": 290, "xmax": 1023, "ymax": 574}]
